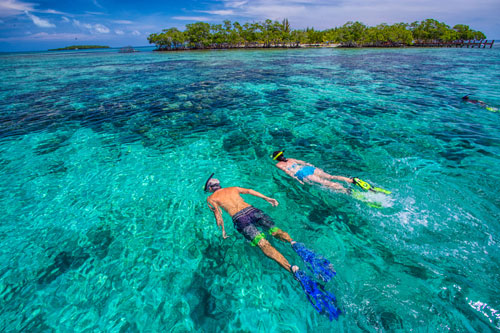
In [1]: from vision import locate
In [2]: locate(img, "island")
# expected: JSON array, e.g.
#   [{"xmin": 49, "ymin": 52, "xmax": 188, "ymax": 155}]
[
  {"xmin": 48, "ymin": 45, "xmax": 110, "ymax": 51},
  {"xmin": 148, "ymin": 18, "xmax": 489, "ymax": 51}
]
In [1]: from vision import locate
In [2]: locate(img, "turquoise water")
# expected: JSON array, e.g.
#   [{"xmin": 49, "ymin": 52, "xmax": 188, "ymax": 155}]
[{"xmin": 1, "ymin": 46, "xmax": 500, "ymax": 331}]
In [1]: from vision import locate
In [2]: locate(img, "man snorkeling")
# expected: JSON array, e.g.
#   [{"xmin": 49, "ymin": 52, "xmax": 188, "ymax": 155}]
[
  {"xmin": 204, "ymin": 173, "xmax": 341, "ymax": 320},
  {"xmin": 205, "ymin": 174, "xmax": 297, "ymax": 272},
  {"xmin": 271, "ymin": 151, "xmax": 354, "ymax": 194}
]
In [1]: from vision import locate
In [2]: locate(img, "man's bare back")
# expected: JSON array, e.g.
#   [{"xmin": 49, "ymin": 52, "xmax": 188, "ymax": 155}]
[{"xmin": 207, "ymin": 187, "xmax": 252, "ymax": 217}]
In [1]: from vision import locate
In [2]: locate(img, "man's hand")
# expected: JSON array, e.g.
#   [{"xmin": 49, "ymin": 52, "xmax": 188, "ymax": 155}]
[
  {"xmin": 267, "ymin": 198, "xmax": 278, "ymax": 207},
  {"xmin": 222, "ymin": 230, "xmax": 229, "ymax": 239}
]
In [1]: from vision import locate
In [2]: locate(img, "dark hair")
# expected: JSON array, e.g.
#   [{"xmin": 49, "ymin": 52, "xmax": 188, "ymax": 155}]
[{"xmin": 272, "ymin": 150, "xmax": 287, "ymax": 162}]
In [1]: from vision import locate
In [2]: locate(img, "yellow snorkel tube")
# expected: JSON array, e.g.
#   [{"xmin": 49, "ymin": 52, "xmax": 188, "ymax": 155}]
[{"xmin": 272, "ymin": 150, "xmax": 284, "ymax": 160}]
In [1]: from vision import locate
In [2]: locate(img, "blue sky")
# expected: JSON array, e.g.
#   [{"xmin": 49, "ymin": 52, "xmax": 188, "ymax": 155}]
[{"xmin": 0, "ymin": 0, "xmax": 498, "ymax": 51}]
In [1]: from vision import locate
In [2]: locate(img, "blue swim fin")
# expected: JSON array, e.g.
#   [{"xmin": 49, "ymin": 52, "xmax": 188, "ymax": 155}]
[
  {"xmin": 292, "ymin": 242, "xmax": 336, "ymax": 283},
  {"xmin": 294, "ymin": 269, "xmax": 341, "ymax": 321}
]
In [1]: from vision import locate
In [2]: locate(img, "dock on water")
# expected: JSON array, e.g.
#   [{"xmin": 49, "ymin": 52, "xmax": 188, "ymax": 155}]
[{"xmin": 413, "ymin": 39, "xmax": 495, "ymax": 48}]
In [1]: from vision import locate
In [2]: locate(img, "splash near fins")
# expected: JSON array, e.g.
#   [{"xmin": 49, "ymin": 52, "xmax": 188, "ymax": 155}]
[
  {"xmin": 350, "ymin": 189, "xmax": 383, "ymax": 209},
  {"xmin": 294, "ymin": 269, "xmax": 341, "ymax": 321},
  {"xmin": 352, "ymin": 177, "xmax": 391, "ymax": 194},
  {"xmin": 292, "ymin": 242, "xmax": 336, "ymax": 283}
]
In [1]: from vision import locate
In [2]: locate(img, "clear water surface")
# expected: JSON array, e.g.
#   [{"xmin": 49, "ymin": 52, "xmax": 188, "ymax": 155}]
[{"xmin": 0, "ymin": 45, "xmax": 499, "ymax": 332}]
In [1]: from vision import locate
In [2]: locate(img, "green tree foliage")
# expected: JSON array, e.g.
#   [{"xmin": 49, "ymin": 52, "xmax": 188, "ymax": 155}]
[
  {"xmin": 185, "ymin": 22, "xmax": 211, "ymax": 48},
  {"xmin": 147, "ymin": 18, "xmax": 487, "ymax": 50},
  {"xmin": 453, "ymin": 24, "xmax": 486, "ymax": 40}
]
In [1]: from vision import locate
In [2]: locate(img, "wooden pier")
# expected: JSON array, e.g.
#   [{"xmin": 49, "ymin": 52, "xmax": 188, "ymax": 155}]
[
  {"xmin": 460, "ymin": 39, "xmax": 495, "ymax": 48},
  {"xmin": 413, "ymin": 39, "xmax": 495, "ymax": 48}
]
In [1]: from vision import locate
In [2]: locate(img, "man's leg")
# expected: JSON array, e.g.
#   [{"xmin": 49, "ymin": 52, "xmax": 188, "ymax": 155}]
[
  {"xmin": 270, "ymin": 228, "xmax": 293, "ymax": 243},
  {"xmin": 257, "ymin": 238, "xmax": 292, "ymax": 272}
]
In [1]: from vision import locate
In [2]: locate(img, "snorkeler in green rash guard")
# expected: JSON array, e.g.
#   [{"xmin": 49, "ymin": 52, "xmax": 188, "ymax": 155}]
[{"xmin": 272, "ymin": 151, "xmax": 391, "ymax": 195}]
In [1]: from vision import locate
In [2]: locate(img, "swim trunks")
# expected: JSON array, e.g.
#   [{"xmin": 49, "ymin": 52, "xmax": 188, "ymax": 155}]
[
  {"xmin": 295, "ymin": 166, "xmax": 316, "ymax": 181},
  {"xmin": 232, "ymin": 206, "xmax": 278, "ymax": 246}
]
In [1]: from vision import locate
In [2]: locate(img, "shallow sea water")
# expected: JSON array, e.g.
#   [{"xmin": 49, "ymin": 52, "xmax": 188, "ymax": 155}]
[{"xmin": 0, "ymin": 46, "xmax": 499, "ymax": 332}]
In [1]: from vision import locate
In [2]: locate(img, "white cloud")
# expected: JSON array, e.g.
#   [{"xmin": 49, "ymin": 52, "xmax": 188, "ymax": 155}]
[
  {"xmin": 172, "ymin": 16, "xmax": 213, "ymax": 21},
  {"xmin": 132, "ymin": 30, "xmax": 140, "ymax": 36},
  {"xmin": 94, "ymin": 23, "xmax": 109, "ymax": 33},
  {"xmin": 0, "ymin": 0, "xmax": 35, "ymax": 17},
  {"xmin": 112, "ymin": 20, "xmax": 133, "ymax": 24},
  {"xmin": 205, "ymin": 0, "xmax": 500, "ymax": 32},
  {"xmin": 40, "ymin": 9, "xmax": 67, "ymax": 15},
  {"xmin": 24, "ymin": 10, "xmax": 55, "ymax": 28},
  {"xmin": 93, "ymin": 0, "xmax": 103, "ymax": 9},
  {"xmin": 0, "ymin": 31, "xmax": 99, "ymax": 41},
  {"xmin": 73, "ymin": 19, "xmax": 110, "ymax": 34},
  {"xmin": 62, "ymin": 16, "xmax": 69, "ymax": 22},
  {"xmin": 199, "ymin": 9, "xmax": 235, "ymax": 15},
  {"xmin": 115, "ymin": 29, "xmax": 124, "ymax": 35}
]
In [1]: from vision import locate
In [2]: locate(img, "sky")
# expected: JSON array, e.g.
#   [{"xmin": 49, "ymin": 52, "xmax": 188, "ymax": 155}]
[{"xmin": 0, "ymin": 0, "xmax": 498, "ymax": 52}]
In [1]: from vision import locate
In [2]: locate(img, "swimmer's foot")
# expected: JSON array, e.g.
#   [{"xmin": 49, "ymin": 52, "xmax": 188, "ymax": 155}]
[{"xmin": 291, "ymin": 265, "xmax": 300, "ymax": 281}]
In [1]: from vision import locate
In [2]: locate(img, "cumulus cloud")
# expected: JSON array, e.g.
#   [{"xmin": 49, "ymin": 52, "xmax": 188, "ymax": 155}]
[
  {"xmin": 131, "ymin": 30, "xmax": 140, "ymax": 36},
  {"xmin": 24, "ymin": 10, "xmax": 55, "ymax": 28},
  {"xmin": 62, "ymin": 16, "xmax": 69, "ymax": 22},
  {"xmin": 115, "ymin": 29, "xmax": 124, "ymax": 35}
]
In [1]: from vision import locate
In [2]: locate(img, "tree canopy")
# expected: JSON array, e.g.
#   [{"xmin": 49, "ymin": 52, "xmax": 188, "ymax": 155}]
[{"xmin": 148, "ymin": 19, "xmax": 487, "ymax": 50}]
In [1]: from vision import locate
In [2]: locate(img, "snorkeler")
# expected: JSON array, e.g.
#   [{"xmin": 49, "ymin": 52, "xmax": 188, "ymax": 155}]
[
  {"xmin": 204, "ymin": 174, "xmax": 341, "ymax": 320},
  {"xmin": 462, "ymin": 95, "xmax": 499, "ymax": 112},
  {"xmin": 272, "ymin": 150, "xmax": 391, "ymax": 195},
  {"xmin": 271, "ymin": 151, "xmax": 354, "ymax": 194},
  {"xmin": 205, "ymin": 175, "xmax": 295, "ymax": 271}
]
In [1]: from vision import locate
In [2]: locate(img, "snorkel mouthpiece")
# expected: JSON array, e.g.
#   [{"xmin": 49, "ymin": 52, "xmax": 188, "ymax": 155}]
[{"xmin": 204, "ymin": 173, "xmax": 215, "ymax": 192}]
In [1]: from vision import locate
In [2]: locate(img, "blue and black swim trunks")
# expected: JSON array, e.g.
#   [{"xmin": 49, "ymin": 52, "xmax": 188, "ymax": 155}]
[{"xmin": 232, "ymin": 206, "xmax": 279, "ymax": 246}]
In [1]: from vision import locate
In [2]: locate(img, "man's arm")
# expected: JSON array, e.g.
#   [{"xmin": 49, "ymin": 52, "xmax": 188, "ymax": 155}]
[
  {"xmin": 238, "ymin": 188, "xmax": 278, "ymax": 207},
  {"xmin": 207, "ymin": 198, "xmax": 228, "ymax": 239}
]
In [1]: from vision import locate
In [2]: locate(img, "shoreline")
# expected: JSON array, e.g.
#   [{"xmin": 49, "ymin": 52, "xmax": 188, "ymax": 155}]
[{"xmin": 152, "ymin": 42, "xmax": 495, "ymax": 52}]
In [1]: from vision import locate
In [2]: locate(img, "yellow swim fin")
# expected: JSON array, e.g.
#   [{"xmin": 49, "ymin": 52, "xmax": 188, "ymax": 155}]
[{"xmin": 353, "ymin": 177, "xmax": 391, "ymax": 194}]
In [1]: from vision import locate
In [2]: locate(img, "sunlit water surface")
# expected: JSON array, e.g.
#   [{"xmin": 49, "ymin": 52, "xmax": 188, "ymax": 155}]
[{"xmin": 1, "ymin": 46, "xmax": 499, "ymax": 331}]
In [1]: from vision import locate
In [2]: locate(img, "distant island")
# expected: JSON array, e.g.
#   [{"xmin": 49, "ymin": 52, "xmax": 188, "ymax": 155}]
[
  {"xmin": 48, "ymin": 45, "xmax": 110, "ymax": 51},
  {"xmin": 148, "ymin": 18, "xmax": 487, "ymax": 50}
]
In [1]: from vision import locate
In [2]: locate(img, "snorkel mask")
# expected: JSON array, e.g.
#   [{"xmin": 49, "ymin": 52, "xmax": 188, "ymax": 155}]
[
  {"xmin": 272, "ymin": 150, "xmax": 287, "ymax": 162},
  {"xmin": 204, "ymin": 173, "xmax": 221, "ymax": 192}
]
